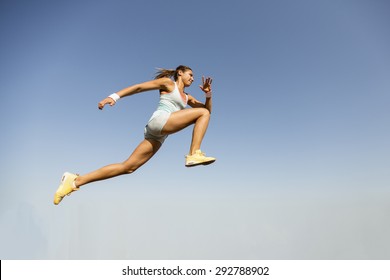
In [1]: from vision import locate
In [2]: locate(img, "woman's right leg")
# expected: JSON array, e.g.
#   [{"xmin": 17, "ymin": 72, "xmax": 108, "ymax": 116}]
[
  {"xmin": 161, "ymin": 107, "xmax": 215, "ymax": 166},
  {"xmin": 74, "ymin": 139, "xmax": 161, "ymax": 188},
  {"xmin": 161, "ymin": 107, "xmax": 210, "ymax": 155}
]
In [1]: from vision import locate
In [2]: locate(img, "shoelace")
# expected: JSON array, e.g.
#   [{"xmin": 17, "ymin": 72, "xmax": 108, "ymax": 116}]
[
  {"xmin": 186, "ymin": 150, "xmax": 206, "ymax": 157},
  {"xmin": 196, "ymin": 151, "xmax": 206, "ymax": 157}
]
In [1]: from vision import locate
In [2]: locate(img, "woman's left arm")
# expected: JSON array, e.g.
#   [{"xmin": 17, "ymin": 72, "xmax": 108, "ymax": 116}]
[{"xmin": 188, "ymin": 76, "xmax": 213, "ymax": 113}]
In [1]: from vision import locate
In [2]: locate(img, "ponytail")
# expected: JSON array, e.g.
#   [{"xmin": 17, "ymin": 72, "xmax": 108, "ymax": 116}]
[
  {"xmin": 154, "ymin": 68, "xmax": 176, "ymax": 79},
  {"xmin": 154, "ymin": 65, "xmax": 192, "ymax": 80}
]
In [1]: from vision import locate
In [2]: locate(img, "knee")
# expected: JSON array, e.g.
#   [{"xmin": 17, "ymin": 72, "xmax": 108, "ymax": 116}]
[
  {"xmin": 121, "ymin": 163, "xmax": 138, "ymax": 175},
  {"xmin": 198, "ymin": 108, "xmax": 210, "ymax": 118}
]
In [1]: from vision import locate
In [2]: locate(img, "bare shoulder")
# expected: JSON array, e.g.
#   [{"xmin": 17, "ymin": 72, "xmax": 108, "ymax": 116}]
[
  {"xmin": 157, "ymin": 77, "xmax": 174, "ymax": 86},
  {"xmin": 158, "ymin": 77, "xmax": 175, "ymax": 93},
  {"xmin": 137, "ymin": 77, "xmax": 174, "ymax": 93},
  {"xmin": 186, "ymin": 93, "xmax": 195, "ymax": 102}
]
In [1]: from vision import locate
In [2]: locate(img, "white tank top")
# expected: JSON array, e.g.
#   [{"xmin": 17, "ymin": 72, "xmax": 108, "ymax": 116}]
[{"xmin": 156, "ymin": 82, "xmax": 188, "ymax": 113}]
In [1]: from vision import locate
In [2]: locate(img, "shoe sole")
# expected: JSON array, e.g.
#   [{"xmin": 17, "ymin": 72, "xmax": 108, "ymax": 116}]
[{"xmin": 185, "ymin": 159, "xmax": 216, "ymax": 168}]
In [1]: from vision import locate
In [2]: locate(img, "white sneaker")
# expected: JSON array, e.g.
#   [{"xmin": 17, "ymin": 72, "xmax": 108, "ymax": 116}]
[
  {"xmin": 53, "ymin": 172, "xmax": 79, "ymax": 205},
  {"xmin": 185, "ymin": 150, "xmax": 216, "ymax": 167}
]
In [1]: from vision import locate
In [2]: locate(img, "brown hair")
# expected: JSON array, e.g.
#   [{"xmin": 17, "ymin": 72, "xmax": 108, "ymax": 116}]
[{"xmin": 154, "ymin": 65, "xmax": 192, "ymax": 80}]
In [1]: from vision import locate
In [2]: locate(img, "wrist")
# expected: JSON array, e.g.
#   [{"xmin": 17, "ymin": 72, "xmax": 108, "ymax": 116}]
[
  {"xmin": 205, "ymin": 91, "xmax": 212, "ymax": 98},
  {"xmin": 108, "ymin": 93, "xmax": 120, "ymax": 102}
]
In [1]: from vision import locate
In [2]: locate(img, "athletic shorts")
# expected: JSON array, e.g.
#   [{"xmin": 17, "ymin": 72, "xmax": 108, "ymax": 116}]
[{"xmin": 144, "ymin": 110, "xmax": 170, "ymax": 144}]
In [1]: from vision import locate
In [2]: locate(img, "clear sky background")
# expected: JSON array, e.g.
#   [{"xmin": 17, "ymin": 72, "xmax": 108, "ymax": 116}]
[{"xmin": 1, "ymin": 0, "xmax": 389, "ymax": 259}]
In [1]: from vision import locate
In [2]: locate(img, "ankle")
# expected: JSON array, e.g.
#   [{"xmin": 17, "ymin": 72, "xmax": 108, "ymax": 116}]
[
  {"xmin": 189, "ymin": 148, "xmax": 200, "ymax": 155},
  {"xmin": 74, "ymin": 177, "xmax": 81, "ymax": 188}
]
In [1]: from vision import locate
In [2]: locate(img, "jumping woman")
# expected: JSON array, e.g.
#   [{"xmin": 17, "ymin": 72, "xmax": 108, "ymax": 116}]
[{"xmin": 54, "ymin": 65, "xmax": 216, "ymax": 205}]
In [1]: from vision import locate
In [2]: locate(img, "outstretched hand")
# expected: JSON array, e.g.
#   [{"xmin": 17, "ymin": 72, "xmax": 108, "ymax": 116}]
[
  {"xmin": 98, "ymin": 97, "xmax": 116, "ymax": 110},
  {"xmin": 199, "ymin": 76, "xmax": 213, "ymax": 94}
]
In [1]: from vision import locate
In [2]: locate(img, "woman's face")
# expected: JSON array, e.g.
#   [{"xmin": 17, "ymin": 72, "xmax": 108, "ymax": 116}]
[{"xmin": 180, "ymin": 70, "xmax": 194, "ymax": 87}]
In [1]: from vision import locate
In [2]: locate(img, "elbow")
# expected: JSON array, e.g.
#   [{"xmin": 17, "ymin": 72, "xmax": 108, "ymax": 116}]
[
  {"xmin": 206, "ymin": 103, "xmax": 212, "ymax": 113},
  {"xmin": 134, "ymin": 84, "xmax": 143, "ymax": 93}
]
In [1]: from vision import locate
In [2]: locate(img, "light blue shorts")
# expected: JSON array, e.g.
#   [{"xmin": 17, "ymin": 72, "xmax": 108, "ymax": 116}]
[{"xmin": 144, "ymin": 110, "xmax": 170, "ymax": 144}]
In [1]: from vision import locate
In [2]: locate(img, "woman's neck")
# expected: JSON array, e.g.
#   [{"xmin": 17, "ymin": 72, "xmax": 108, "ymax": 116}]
[{"xmin": 175, "ymin": 79, "xmax": 186, "ymax": 92}]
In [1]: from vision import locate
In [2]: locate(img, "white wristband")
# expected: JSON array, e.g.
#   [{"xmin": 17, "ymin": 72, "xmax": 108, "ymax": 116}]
[
  {"xmin": 205, "ymin": 91, "xmax": 212, "ymax": 98},
  {"xmin": 108, "ymin": 93, "xmax": 120, "ymax": 102}
]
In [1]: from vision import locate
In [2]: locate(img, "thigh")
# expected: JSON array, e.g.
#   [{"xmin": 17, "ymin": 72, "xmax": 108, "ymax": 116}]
[{"xmin": 161, "ymin": 108, "xmax": 208, "ymax": 135}]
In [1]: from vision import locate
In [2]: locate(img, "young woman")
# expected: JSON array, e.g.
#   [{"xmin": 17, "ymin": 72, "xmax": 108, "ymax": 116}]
[{"xmin": 54, "ymin": 65, "xmax": 216, "ymax": 205}]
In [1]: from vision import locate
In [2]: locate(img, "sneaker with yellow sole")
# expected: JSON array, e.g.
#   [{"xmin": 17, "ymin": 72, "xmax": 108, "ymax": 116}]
[
  {"xmin": 53, "ymin": 172, "xmax": 79, "ymax": 205},
  {"xmin": 185, "ymin": 150, "xmax": 216, "ymax": 167}
]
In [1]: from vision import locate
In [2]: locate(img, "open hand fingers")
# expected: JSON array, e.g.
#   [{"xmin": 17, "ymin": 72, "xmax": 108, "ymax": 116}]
[
  {"xmin": 199, "ymin": 76, "xmax": 213, "ymax": 94},
  {"xmin": 203, "ymin": 76, "xmax": 212, "ymax": 86}
]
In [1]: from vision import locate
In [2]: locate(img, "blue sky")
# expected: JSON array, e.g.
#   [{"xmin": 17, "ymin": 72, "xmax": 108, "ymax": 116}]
[{"xmin": 1, "ymin": 0, "xmax": 390, "ymax": 259}]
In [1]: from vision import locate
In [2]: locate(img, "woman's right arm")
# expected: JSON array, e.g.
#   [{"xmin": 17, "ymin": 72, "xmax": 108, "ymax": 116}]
[{"xmin": 98, "ymin": 78, "xmax": 173, "ymax": 110}]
